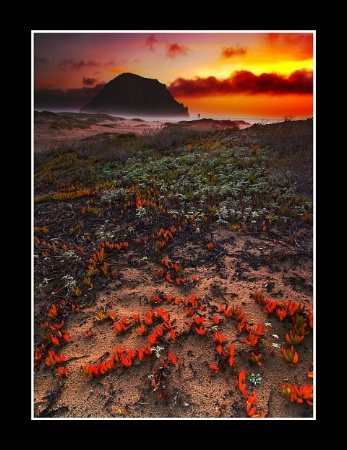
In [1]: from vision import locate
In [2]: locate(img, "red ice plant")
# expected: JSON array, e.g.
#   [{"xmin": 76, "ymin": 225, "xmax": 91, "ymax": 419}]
[
  {"xmin": 250, "ymin": 352, "xmax": 263, "ymax": 367},
  {"xmin": 45, "ymin": 350, "xmax": 66, "ymax": 367},
  {"xmin": 285, "ymin": 329, "xmax": 305, "ymax": 345},
  {"xmin": 280, "ymin": 382, "xmax": 313, "ymax": 406},
  {"xmin": 281, "ymin": 345, "xmax": 299, "ymax": 366},
  {"xmin": 238, "ymin": 370, "xmax": 250, "ymax": 395},
  {"xmin": 228, "ymin": 345, "xmax": 235, "ymax": 367},
  {"xmin": 245, "ymin": 392, "xmax": 266, "ymax": 418},
  {"xmin": 168, "ymin": 351, "xmax": 177, "ymax": 365},
  {"xmin": 213, "ymin": 332, "xmax": 225, "ymax": 344},
  {"xmin": 209, "ymin": 364, "xmax": 220, "ymax": 375},
  {"xmin": 244, "ymin": 332, "xmax": 259, "ymax": 347},
  {"xmin": 56, "ymin": 366, "xmax": 68, "ymax": 377},
  {"xmin": 194, "ymin": 325, "xmax": 207, "ymax": 336}
]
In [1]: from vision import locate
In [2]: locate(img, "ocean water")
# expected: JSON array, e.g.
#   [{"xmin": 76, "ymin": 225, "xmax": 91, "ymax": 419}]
[
  {"xmin": 34, "ymin": 108, "xmax": 310, "ymax": 126},
  {"xmin": 108, "ymin": 114, "xmax": 301, "ymax": 126},
  {"xmin": 110, "ymin": 115, "xmax": 284, "ymax": 126}
]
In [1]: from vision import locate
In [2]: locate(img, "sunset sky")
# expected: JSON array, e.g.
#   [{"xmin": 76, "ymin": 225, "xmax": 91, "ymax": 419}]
[{"xmin": 32, "ymin": 30, "xmax": 314, "ymax": 121}]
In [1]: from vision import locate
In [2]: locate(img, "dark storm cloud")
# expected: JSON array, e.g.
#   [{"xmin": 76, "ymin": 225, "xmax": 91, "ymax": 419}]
[
  {"xmin": 82, "ymin": 77, "xmax": 98, "ymax": 86},
  {"xmin": 34, "ymin": 83, "xmax": 105, "ymax": 110},
  {"xmin": 34, "ymin": 56, "xmax": 49, "ymax": 66},
  {"xmin": 58, "ymin": 59, "xmax": 100, "ymax": 69},
  {"xmin": 168, "ymin": 69, "xmax": 313, "ymax": 97}
]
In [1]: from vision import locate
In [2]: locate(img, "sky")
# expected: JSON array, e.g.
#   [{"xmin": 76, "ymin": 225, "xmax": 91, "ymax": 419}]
[{"xmin": 32, "ymin": 30, "xmax": 314, "ymax": 121}]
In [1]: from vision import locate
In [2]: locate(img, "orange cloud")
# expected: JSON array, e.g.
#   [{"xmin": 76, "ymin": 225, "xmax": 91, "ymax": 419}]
[
  {"xmin": 168, "ymin": 69, "xmax": 313, "ymax": 97},
  {"xmin": 145, "ymin": 34, "xmax": 158, "ymax": 51},
  {"xmin": 221, "ymin": 46, "xmax": 246, "ymax": 58},
  {"xmin": 166, "ymin": 43, "xmax": 188, "ymax": 58},
  {"xmin": 264, "ymin": 33, "xmax": 313, "ymax": 60}
]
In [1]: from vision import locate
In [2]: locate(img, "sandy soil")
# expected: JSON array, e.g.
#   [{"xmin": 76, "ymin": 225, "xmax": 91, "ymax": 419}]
[
  {"xmin": 34, "ymin": 112, "xmax": 165, "ymax": 152},
  {"xmin": 33, "ymin": 112, "xmax": 314, "ymax": 421},
  {"xmin": 33, "ymin": 111, "xmax": 251, "ymax": 152}
]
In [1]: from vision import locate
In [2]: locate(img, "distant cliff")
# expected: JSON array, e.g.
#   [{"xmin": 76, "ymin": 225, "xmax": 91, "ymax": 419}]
[{"xmin": 80, "ymin": 73, "xmax": 189, "ymax": 117}]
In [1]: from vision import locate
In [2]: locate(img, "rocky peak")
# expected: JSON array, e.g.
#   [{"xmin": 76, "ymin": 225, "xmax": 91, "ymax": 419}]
[{"xmin": 80, "ymin": 73, "xmax": 189, "ymax": 117}]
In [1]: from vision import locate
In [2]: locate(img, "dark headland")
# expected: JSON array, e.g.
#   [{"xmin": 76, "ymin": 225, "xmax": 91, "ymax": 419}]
[{"xmin": 80, "ymin": 72, "xmax": 189, "ymax": 118}]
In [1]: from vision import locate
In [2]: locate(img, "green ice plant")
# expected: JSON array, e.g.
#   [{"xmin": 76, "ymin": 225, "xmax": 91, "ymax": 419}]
[
  {"xmin": 249, "ymin": 373, "xmax": 262, "ymax": 386},
  {"xmin": 152, "ymin": 345, "xmax": 165, "ymax": 358},
  {"xmin": 62, "ymin": 274, "xmax": 77, "ymax": 289},
  {"xmin": 100, "ymin": 187, "xmax": 127, "ymax": 204},
  {"xmin": 216, "ymin": 205, "xmax": 229, "ymax": 224},
  {"xmin": 39, "ymin": 277, "xmax": 54, "ymax": 287},
  {"xmin": 136, "ymin": 206, "xmax": 147, "ymax": 218},
  {"xmin": 57, "ymin": 249, "xmax": 80, "ymax": 262}
]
